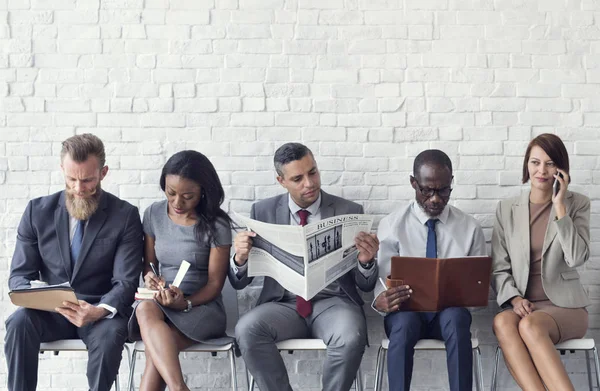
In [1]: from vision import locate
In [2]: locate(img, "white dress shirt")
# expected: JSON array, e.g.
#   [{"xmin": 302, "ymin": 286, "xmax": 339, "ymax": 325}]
[
  {"xmin": 373, "ymin": 201, "xmax": 487, "ymax": 314},
  {"xmin": 69, "ymin": 215, "xmax": 117, "ymax": 318}
]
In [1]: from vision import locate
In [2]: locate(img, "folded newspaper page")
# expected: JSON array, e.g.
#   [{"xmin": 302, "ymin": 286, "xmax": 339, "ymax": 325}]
[{"xmin": 234, "ymin": 213, "xmax": 375, "ymax": 300}]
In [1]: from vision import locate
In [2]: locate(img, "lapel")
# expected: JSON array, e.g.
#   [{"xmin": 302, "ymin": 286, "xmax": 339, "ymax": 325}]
[
  {"xmin": 54, "ymin": 192, "xmax": 73, "ymax": 281},
  {"xmin": 319, "ymin": 191, "xmax": 335, "ymax": 219},
  {"xmin": 72, "ymin": 192, "xmax": 109, "ymax": 279},
  {"xmin": 541, "ymin": 191, "xmax": 573, "ymax": 257},
  {"xmin": 275, "ymin": 194, "xmax": 291, "ymax": 225},
  {"xmin": 513, "ymin": 191, "xmax": 531, "ymax": 273}
]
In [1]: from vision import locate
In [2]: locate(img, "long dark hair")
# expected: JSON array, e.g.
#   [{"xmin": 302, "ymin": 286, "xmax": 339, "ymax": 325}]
[{"xmin": 160, "ymin": 150, "xmax": 232, "ymax": 246}]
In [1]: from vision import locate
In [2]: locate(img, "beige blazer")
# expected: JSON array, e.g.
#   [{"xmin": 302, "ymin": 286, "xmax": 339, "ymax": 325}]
[{"xmin": 491, "ymin": 190, "xmax": 590, "ymax": 308}]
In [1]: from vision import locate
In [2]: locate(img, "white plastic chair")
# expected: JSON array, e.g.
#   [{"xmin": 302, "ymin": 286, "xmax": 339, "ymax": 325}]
[
  {"xmin": 39, "ymin": 339, "xmax": 130, "ymax": 391},
  {"xmin": 126, "ymin": 280, "xmax": 240, "ymax": 391},
  {"xmin": 373, "ymin": 338, "xmax": 485, "ymax": 391},
  {"xmin": 490, "ymin": 338, "xmax": 600, "ymax": 391},
  {"xmin": 247, "ymin": 338, "xmax": 364, "ymax": 391}
]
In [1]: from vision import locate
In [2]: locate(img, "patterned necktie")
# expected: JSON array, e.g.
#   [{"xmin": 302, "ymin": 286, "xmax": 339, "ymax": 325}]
[
  {"xmin": 71, "ymin": 219, "xmax": 86, "ymax": 269},
  {"xmin": 425, "ymin": 218, "xmax": 439, "ymax": 258},
  {"xmin": 296, "ymin": 209, "xmax": 312, "ymax": 318}
]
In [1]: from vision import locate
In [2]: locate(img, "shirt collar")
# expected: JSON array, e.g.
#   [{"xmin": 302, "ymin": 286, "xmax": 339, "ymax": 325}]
[
  {"xmin": 288, "ymin": 192, "xmax": 322, "ymax": 217},
  {"xmin": 411, "ymin": 200, "xmax": 450, "ymax": 225}
]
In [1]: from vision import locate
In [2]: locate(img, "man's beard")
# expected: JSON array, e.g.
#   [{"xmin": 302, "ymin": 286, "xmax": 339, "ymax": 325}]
[{"xmin": 65, "ymin": 184, "xmax": 102, "ymax": 221}]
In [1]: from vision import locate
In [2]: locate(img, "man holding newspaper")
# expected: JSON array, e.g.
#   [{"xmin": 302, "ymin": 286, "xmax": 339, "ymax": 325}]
[{"xmin": 229, "ymin": 142, "xmax": 380, "ymax": 391}]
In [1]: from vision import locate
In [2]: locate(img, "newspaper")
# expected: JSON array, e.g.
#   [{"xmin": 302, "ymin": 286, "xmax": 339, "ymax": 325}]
[{"xmin": 234, "ymin": 213, "xmax": 375, "ymax": 300}]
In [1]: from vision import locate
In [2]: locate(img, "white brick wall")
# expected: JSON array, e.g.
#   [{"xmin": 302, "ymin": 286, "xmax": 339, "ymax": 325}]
[{"xmin": 0, "ymin": 0, "xmax": 599, "ymax": 390}]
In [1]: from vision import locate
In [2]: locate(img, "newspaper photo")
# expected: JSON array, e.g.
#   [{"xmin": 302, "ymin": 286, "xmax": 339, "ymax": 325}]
[{"xmin": 234, "ymin": 212, "xmax": 375, "ymax": 300}]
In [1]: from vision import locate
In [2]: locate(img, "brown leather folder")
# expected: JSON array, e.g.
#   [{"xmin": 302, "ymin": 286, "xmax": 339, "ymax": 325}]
[
  {"xmin": 388, "ymin": 256, "xmax": 492, "ymax": 312},
  {"xmin": 9, "ymin": 286, "xmax": 79, "ymax": 312}
]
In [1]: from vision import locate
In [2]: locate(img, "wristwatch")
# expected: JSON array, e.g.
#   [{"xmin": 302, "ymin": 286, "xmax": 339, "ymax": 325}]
[
  {"xmin": 182, "ymin": 299, "xmax": 192, "ymax": 313},
  {"xmin": 359, "ymin": 259, "xmax": 375, "ymax": 269}
]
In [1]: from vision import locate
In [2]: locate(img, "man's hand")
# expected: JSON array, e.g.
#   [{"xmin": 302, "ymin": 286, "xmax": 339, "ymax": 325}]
[
  {"xmin": 355, "ymin": 232, "xmax": 379, "ymax": 264},
  {"xmin": 56, "ymin": 300, "xmax": 110, "ymax": 327},
  {"xmin": 154, "ymin": 286, "xmax": 187, "ymax": 310},
  {"xmin": 233, "ymin": 230, "xmax": 256, "ymax": 266},
  {"xmin": 374, "ymin": 285, "xmax": 412, "ymax": 313},
  {"xmin": 511, "ymin": 296, "xmax": 534, "ymax": 318},
  {"xmin": 144, "ymin": 271, "xmax": 166, "ymax": 290}
]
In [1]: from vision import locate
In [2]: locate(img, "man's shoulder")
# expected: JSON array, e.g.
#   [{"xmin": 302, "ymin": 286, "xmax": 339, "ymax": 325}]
[
  {"xmin": 103, "ymin": 191, "xmax": 140, "ymax": 216},
  {"xmin": 380, "ymin": 202, "xmax": 413, "ymax": 225},
  {"xmin": 323, "ymin": 191, "xmax": 362, "ymax": 212},
  {"xmin": 28, "ymin": 191, "xmax": 63, "ymax": 212},
  {"xmin": 447, "ymin": 204, "xmax": 482, "ymax": 228}
]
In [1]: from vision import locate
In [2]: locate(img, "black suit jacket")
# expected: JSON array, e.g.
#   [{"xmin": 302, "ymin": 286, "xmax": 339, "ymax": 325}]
[{"xmin": 9, "ymin": 190, "xmax": 143, "ymax": 317}]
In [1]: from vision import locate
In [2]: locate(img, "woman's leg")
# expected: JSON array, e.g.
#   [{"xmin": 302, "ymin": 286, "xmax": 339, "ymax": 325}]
[
  {"xmin": 519, "ymin": 312, "xmax": 575, "ymax": 391},
  {"xmin": 139, "ymin": 354, "xmax": 166, "ymax": 391},
  {"xmin": 493, "ymin": 311, "xmax": 545, "ymax": 390},
  {"xmin": 136, "ymin": 301, "xmax": 194, "ymax": 391}
]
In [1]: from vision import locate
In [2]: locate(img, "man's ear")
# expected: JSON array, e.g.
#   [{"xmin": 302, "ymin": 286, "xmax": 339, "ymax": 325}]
[
  {"xmin": 409, "ymin": 175, "xmax": 417, "ymax": 190},
  {"xmin": 100, "ymin": 165, "xmax": 109, "ymax": 180},
  {"xmin": 276, "ymin": 175, "xmax": 285, "ymax": 187}
]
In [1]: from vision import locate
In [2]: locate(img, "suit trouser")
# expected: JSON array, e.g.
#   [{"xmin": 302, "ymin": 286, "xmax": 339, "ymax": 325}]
[
  {"xmin": 384, "ymin": 307, "xmax": 472, "ymax": 391},
  {"xmin": 4, "ymin": 307, "xmax": 128, "ymax": 391},
  {"xmin": 236, "ymin": 296, "xmax": 367, "ymax": 391}
]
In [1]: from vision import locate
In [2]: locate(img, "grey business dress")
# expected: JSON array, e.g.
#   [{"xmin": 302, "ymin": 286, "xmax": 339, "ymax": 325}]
[{"xmin": 128, "ymin": 200, "xmax": 232, "ymax": 343}]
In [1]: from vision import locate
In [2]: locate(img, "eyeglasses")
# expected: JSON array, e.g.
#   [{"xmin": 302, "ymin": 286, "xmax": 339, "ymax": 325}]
[{"xmin": 413, "ymin": 178, "xmax": 453, "ymax": 198}]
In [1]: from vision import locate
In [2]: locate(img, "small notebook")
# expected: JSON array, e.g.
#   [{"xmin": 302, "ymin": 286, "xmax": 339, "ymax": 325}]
[
  {"xmin": 9, "ymin": 285, "xmax": 79, "ymax": 312},
  {"xmin": 387, "ymin": 256, "xmax": 492, "ymax": 312},
  {"xmin": 135, "ymin": 260, "xmax": 191, "ymax": 300}
]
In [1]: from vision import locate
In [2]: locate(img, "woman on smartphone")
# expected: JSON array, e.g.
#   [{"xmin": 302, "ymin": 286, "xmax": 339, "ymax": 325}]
[
  {"xmin": 491, "ymin": 133, "xmax": 590, "ymax": 390},
  {"xmin": 128, "ymin": 150, "xmax": 232, "ymax": 391}
]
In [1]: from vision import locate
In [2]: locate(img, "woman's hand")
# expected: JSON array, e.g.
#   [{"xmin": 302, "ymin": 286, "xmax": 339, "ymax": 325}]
[
  {"xmin": 154, "ymin": 286, "xmax": 187, "ymax": 310},
  {"xmin": 511, "ymin": 296, "xmax": 535, "ymax": 318},
  {"xmin": 143, "ymin": 271, "xmax": 165, "ymax": 290},
  {"xmin": 552, "ymin": 168, "xmax": 568, "ymax": 219}
]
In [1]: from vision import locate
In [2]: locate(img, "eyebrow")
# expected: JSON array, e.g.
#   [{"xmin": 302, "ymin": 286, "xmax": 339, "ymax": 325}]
[{"xmin": 166, "ymin": 186, "xmax": 196, "ymax": 195}]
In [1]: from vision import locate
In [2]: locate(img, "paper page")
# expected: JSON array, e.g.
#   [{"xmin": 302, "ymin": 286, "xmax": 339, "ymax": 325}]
[{"xmin": 171, "ymin": 260, "xmax": 190, "ymax": 288}]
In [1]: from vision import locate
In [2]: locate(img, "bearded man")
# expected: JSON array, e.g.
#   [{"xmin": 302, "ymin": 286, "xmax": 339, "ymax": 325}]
[{"xmin": 4, "ymin": 133, "xmax": 143, "ymax": 391}]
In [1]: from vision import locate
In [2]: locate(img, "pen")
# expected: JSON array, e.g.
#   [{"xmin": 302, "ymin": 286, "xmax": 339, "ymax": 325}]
[
  {"xmin": 378, "ymin": 277, "xmax": 388, "ymax": 292},
  {"xmin": 149, "ymin": 262, "xmax": 166, "ymax": 289}
]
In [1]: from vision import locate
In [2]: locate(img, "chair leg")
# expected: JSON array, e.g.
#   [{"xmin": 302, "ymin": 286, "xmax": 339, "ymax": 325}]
[
  {"xmin": 593, "ymin": 347, "xmax": 600, "ymax": 391},
  {"xmin": 127, "ymin": 349, "xmax": 138, "ymax": 391},
  {"xmin": 585, "ymin": 350, "xmax": 593, "ymax": 391},
  {"xmin": 229, "ymin": 349, "xmax": 238, "ymax": 391},
  {"xmin": 373, "ymin": 346, "xmax": 386, "ymax": 391},
  {"xmin": 247, "ymin": 370, "xmax": 255, "ymax": 391},
  {"xmin": 354, "ymin": 367, "xmax": 363, "ymax": 391},
  {"xmin": 474, "ymin": 346, "xmax": 484, "ymax": 391},
  {"xmin": 490, "ymin": 346, "xmax": 501, "ymax": 391}
]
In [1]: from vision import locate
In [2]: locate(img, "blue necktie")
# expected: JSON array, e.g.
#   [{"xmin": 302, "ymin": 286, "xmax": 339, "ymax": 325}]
[
  {"xmin": 425, "ymin": 219, "xmax": 438, "ymax": 258},
  {"xmin": 71, "ymin": 219, "xmax": 85, "ymax": 268}
]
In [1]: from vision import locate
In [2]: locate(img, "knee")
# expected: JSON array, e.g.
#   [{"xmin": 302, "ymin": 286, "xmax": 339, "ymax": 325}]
[
  {"xmin": 235, "ymin": 314, "xmax": 265, "ymax": 349},
  {"xmin": 5, "ymin": 309, "xmax": 38, "ymax": 336},
  {"xmin": 518, "ymin": 316, "xmax": 546, "ymax": 343},
  {"xmin": 386, "ymin": 314, "xmax": 421, "ymax": 346},
  {"xmin": 493, "ymin": 312, "xmax": 519, "ymax": 341},
  {"xmin": 440, "ymin": 308, "xmax": 471, "ymax": 339},
  {"xmin": 135, "ymin": 300, "xmax": 161, "ymax": 326},
  {"xmin": 329, "ymin": 327, "xmax": 367, "ymax": 354},
  {"xmin": 87, "ymin": 322, "xmax": 127, "ymax": 352}
]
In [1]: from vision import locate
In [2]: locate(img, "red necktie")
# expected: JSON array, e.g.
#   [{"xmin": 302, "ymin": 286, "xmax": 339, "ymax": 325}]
[{"xmin": 296, "ymin": 209, "xmax": 312, "ymax": 318}]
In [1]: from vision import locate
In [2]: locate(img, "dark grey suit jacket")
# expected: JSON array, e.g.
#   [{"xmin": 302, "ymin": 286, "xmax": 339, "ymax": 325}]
[
  {"xmin": 228, "ymin": 191, "xmax": 378, "ymax": 307},
  {"xmin": 9, "ymin": 190, "xmax": 143, "ymax": 317}
]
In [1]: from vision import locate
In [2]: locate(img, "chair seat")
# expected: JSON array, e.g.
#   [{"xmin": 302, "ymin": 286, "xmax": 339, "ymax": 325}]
[
  {"xmin": 554, "ymin": 338, "xmax": 596, "ymax": 351},
  {"xmin": 380, "ymin": 338, "xmax": 480, "ymax": 350},
  {"xmin": 132, "ymin": 340, "xmax": 234, "ymax": 353},
  {"xmin": 276, "ymin": 339, "xmax": 327, "ymax": 351},
  {"xmin": 40, "ymin": 339, "xmax": 87, "ymax": 352}
]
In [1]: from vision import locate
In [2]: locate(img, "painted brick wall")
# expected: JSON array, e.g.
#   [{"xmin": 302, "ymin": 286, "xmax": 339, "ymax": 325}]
[{"xmin": 0, "ymin": 0, "xmax": 599, "ymax": 390}]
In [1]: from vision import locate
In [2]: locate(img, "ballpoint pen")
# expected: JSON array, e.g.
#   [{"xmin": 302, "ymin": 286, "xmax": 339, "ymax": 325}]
[{"xmin": 149, "ymin": 262, "xmax": 166, "ymax": 289}]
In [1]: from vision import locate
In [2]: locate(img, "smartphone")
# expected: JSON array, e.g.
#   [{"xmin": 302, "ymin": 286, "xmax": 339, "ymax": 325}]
[{"xmin": 553, "ymin": 172, "xmax": 563, "ymax": 196}]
